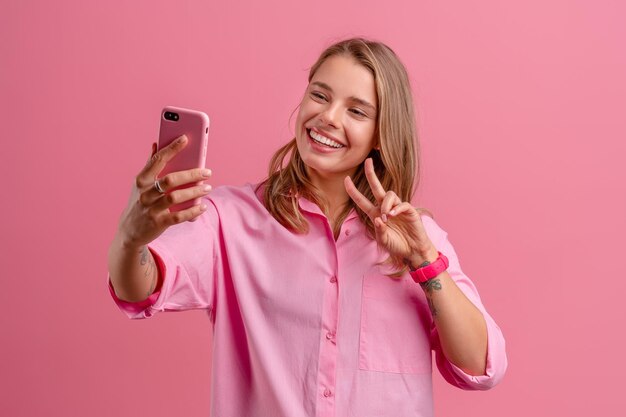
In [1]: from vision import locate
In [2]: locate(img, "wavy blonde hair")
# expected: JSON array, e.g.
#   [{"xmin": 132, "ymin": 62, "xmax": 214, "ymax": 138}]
[{"xmin": 258, "ymin": 38, "xmax": 429, "ymax": 276}]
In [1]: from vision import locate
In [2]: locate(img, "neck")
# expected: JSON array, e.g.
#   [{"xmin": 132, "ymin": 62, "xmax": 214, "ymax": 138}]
[{"xmin": 307, "ymin": 170, "xmax": 351, "ymax": 217}]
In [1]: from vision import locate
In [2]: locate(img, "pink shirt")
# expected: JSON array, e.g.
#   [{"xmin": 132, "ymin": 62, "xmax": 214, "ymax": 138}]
[{"xmin": 109, "ymin": 183, "xmax": 507, "ymax": 417}]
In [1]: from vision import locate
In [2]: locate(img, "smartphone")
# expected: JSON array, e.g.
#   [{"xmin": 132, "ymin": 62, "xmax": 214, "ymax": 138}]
[{"xmin": 157, "ymin": 106, "xmax": 210, "ymax": 213}]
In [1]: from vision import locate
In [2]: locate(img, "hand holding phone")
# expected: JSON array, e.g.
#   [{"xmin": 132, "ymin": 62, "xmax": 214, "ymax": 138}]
[
  {"xmin": 114, "ymin": 107, "xmax": 212, "ymax": 251},
  {"xmin": 116, "ymin": 135, "xmax": 213, "ymax": 251}
]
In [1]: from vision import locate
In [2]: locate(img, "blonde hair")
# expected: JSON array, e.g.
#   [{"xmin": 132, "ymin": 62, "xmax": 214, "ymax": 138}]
[{"xmin": 258, "ymin": 38, "xmax": 429, "ymax": 276}]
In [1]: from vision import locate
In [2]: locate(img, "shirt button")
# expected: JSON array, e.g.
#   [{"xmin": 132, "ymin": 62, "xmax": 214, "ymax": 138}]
[
  {"xmin": 330, "ymin": 276, "xmax": 337, "ymax": 283},
  {"xmin": 326, "ymin": 331, "xmax": 335, "ymax": 340},
  {"xmin": 323, "ymin": 388, "xmax": 332, "ymax": 397},
  {"xmin": 344, "ymin": 229, "xmax": 351, "ymax": 236}
]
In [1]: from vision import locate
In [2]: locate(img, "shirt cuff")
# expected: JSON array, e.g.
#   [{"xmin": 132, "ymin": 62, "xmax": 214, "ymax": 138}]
[
  {"xmin": 107, "ymin": 245, "xmax": 167, "ymax": 319},
  {"xmin": 434, "ymin": 311, "xmax": 508, "ymax": 390}
]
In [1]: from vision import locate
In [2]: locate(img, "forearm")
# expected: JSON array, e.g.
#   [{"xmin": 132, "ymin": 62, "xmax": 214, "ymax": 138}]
[
  {"xmin": 422, "ymin": 271, "xmax": 488, "ymax": 375},
  {"xmin": 409, "ymin": 250, "xmax": 488, "ymax": 376},
  {"xmin": 107, "ymin": 233, "xmax": 160, "ymax": 303}
]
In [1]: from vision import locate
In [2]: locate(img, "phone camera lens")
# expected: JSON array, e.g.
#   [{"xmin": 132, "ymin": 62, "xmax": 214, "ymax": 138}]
[{"xmin": 164, "ymin": 111, "xmax": 180, "ymax": 121}]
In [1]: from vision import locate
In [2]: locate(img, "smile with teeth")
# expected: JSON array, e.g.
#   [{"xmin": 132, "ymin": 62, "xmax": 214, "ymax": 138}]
[{"xmin": 309, "ymin": 129, "xmax": 344, "ymax": 149}]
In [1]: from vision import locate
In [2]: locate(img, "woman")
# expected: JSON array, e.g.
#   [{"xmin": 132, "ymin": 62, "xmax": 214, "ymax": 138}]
[{"xmin": 108, "ymin": 38, "xmax": 507, "ymax": 417}]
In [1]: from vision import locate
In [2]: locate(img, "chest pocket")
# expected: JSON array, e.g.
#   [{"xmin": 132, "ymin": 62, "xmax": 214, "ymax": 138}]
[{"xmin": 358, "ymin": 269, "xmax": 433, "ymax": 374}]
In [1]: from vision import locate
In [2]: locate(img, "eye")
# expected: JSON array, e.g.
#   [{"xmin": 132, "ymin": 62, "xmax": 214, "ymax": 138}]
[
  {"xmin": 310, "ymin": 91, "xmax": 327, "ymax": 101},
  {"xmin": 349, "ymin": 108, "xmax": 367, "ymax": 118}
]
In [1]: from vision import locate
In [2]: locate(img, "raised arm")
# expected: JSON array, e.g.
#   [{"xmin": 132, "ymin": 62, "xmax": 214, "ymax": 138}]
[
  {"xmin": 108, "ymin": 136, "xmax": 212, "ymax": 302},
  {"xmin": 345, "ymin": 158, "xmax": 498, "ymax": 377}
]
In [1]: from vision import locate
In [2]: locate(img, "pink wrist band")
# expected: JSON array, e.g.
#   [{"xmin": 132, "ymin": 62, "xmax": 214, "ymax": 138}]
[{"xmin": 408, "ymin": 252, "xmax": 449, "ymax": 283}]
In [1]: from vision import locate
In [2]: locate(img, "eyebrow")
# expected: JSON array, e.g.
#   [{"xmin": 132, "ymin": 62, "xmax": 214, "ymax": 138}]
[{"xmin": 310, "ymin": 81, "xmax": 377, "ymax": 114}]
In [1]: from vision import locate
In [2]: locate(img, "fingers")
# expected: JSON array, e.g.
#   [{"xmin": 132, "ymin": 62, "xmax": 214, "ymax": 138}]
[
  {"xmin": 344, "ymin": 175, "xmax": 376, "ymax": 218},
  {"xmin": 387, "ymin": 202, "xmax": 420, "ymax": 220},
  {"xmin": 387, "ymin": 202, "xmax": 431, "ymax": 246},
  {"xmin": 142, "ymin": 200, "xmax": 209, "ymax": 231},
  {"xmin": 162, "ymin": 201, "xmax": 209, "ymax": 227},
  {"xmin": 373, "ymin": 215, "xmax": 398, "ymax": 251},
  {"xmin": 151, "ymin": 183, "xmax": 212, "ymax": 212},
  {"xmin": 157, "ymin": 167, "xmax": 212, "ymax": 193},
  {"xmin": 379, "ymin": 191, "xmax": 401, "ymax": 222},
  {"xmin": 139, "ymin": 184, "xmax": 211, "ymax": 234},
  {"xmin": 137, "ymin": 135, "xmax": 189, "ymax": 187},
  {"xmin": 364, "ymin": 158, "xmax": 386, "ymax": 202},
  {"xmin": 139, "ymin": 167, "xmax": 212, "ymax": 206},
  {"xmin": 344, "ymin": 157, "xmax": 388, "ymax": 218}
]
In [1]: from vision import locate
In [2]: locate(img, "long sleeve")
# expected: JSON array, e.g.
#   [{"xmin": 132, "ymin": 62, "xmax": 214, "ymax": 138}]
[
  {"xmin": 423, "ymin": 215, "xmax": 508, "ymax": 390},
  {"xmin": 108, "ymin": 198, "xmax": 220, "ymax": 320}
]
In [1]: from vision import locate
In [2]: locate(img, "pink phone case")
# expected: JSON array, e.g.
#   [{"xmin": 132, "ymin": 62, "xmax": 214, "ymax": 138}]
[{"xmin": 157, "ymin": 106, "xmax": 210, "ymax": 213}]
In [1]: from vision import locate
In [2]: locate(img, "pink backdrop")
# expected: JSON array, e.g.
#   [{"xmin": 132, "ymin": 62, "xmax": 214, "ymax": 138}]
[{"xmin": 2, "ymin": 0, "xmax": 625, "ymax": 415}]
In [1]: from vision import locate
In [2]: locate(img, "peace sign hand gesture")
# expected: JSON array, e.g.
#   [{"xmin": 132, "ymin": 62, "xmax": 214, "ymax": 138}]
[{"xmin": 344, "ymin": 158, "xmax": 437, "ymax": 268}]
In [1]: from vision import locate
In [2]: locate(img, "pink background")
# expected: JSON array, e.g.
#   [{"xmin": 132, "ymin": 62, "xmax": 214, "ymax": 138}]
[{"xmin": 2, "ymin": 0, "xmax": 625, "ymax": 415}]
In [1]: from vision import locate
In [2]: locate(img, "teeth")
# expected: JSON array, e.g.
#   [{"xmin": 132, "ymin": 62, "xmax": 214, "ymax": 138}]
[{"xmin": 310, "ymin": 130, "xmax": 343, "ymax": 148}]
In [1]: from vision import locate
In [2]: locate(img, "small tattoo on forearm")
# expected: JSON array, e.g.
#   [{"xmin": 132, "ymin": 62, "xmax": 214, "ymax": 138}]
[
  {"xmin": 139, "ymin": 246, "xmax": 149, "ymax": 266},
  {"xmin": 140, "ymin": 246, "xmax": 157, "ymax": 296},
  {"xmin": 420, "ymin": 278, "xmax": 442, "ymax": 317},
  {"xmin": 420, "ymin": 278, "xmax": 442, "ymax": 292},
  {"xmin": 140, "ymin": 247, "xmax": 155, "ymax": 275}
]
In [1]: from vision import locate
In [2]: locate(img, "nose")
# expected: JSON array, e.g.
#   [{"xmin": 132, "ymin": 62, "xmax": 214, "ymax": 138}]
[{"xmin": 319, "ymin": 104, "xmax": 341, "ymax": 128}]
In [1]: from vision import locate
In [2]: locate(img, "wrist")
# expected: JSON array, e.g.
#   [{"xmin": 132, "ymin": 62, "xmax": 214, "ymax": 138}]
[
  {"xmin": 407, "ymin": 251, "xmax": 449, "ymax": 284},
  {"xmin": 115, "ymin": 232, "xmax": 145, "ymax": 252},
  {"xmin": 406, "ymin": 246, "xmax": 439, "ymax": 270}
]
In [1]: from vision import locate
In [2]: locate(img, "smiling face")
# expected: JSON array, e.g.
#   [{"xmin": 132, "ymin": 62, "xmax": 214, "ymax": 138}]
[{"xmin": 295, "ymin": 54, "xmax": 378, "ymax": 184}]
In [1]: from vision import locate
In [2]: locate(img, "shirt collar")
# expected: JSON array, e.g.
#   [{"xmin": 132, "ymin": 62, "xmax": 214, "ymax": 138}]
[
  {"xmin": 253, "ymin": 182, "xmax": 358, "ymax": 222},
  {"xmin": 297, "ymin": 195, "xmax": 359, "ymax": 222}
]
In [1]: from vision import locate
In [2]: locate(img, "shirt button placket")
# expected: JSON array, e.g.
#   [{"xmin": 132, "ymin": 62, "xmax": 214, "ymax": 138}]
[{"xmin": 316, "ymin": 273, "xmax": 339, "ymax": 417}]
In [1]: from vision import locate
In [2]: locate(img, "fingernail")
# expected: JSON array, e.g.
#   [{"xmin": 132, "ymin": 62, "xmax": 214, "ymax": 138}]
[
  {"xmin": 381, "ymin": 214, "xmax": 388, "ymax": 222},
  {"xmin": 200, "ymin": 204, "xmax": 207, "ymax": 211},
  {"xmin": 177, "ymin": 135, "xmax": 187, "ymax": 144},
  {"xmin": 202, "ymin": 169, "xmax": 212, "ymax": 177},
  {"xmin": 202, "ymin": 184, "xmax": 212, "ymax": 192},
  {"xmin": 389, "ymin": 209, "xmax": 396, "ymax": 216}
]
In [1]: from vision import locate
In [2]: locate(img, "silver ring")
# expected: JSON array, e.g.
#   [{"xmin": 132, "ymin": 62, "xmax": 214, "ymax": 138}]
[{"xmin": 154, "ymin": 179, "xmax": 166, "ymax": 194}]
